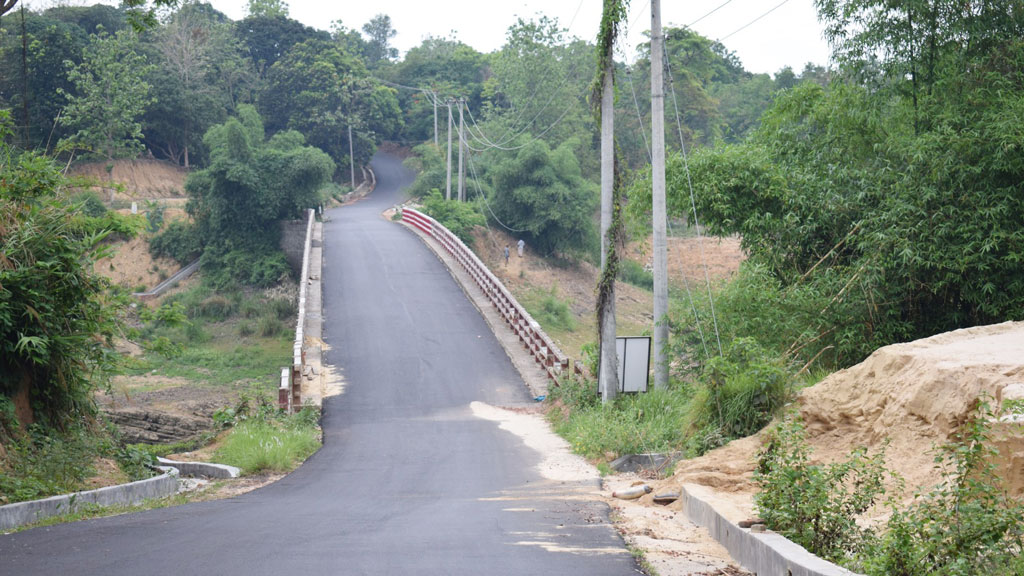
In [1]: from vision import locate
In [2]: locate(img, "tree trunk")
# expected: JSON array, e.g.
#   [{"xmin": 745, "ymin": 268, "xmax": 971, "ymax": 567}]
[
  {"xmin": 13, "ymin": 369, "xmax": 33, "ymax": 429},
  {"xmin": 651, "ymin": 0, "xmax": 669, "ymax": 390},
  {"xmin": 599, "ymin": 43, "xmax": 619, "ymax": 403}
]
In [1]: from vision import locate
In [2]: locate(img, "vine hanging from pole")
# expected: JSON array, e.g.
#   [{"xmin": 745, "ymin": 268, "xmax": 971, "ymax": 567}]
[
  {"xmin": 590, "ymin": 0, "xmax": 629, "ymax": 114},
  {"xmin": 595, "ymin": 146, "xmax": 627, "ymax": 332}
]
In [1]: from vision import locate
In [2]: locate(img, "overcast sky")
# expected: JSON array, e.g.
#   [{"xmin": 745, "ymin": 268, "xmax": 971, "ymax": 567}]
[
  {"xmin": 28, "ymin": 0, "xmax": 834, "ymax": 75},
  {"xmin": 224, "ymin": 0, "xmax": 833, "ymax": 75}
]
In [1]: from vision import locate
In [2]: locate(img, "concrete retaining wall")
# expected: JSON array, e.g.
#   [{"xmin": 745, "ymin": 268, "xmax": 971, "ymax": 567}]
[
  {"xmin": 680, "ymin": 484, "xmax": 860, "ymax": 576},
  {"xmin": 132, "ymin": 259, "xmax": 200, "ymax": 301},
  {"xmin": 0, "ymin": 472, "xmax": 178, "ymax": 532},
  {"xmin": 280, "ymin": 219, "xmax": 309, "ymax": 274},
  {"xmin": 279, "ymin": 209, "xmax": 317, "ymax": 412}
]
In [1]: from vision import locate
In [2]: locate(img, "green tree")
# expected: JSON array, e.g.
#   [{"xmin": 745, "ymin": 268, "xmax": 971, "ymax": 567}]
[
  {"xmin": 246, "ymin": 0, "xmax": 287, "ymax": 18},
  {"xmin": 141, "ymin": 1, "xmax": 252, "ymax": 166},
  {"xmin": 259, "ymin": 38, "xmax": 401, "ymax": 174},
  {"xmin": 0, "ymin": 8, "xmax": 91, "ymax": 149},
  {"xmin": 487, "ymin": 138, "xmax": 597, "ymax": 255},
  {"xmin": 361, "ymin": 13, "xmax": 396, "ymax": 67},
  {"xmin": 59, "ymin": 28, "xmax": 155, "ymax": 160},
  {"xmin": 233, "ymin": 13, "xmax": 328, "ymax": 77},
  {"xmin": 389, "ymin": 36, "xmax": 487, "ymax": 142},
  {"xmin": 482, "ymin": 17, "xmax": 594, "ymax": 161},
  {"xmin": 0, "ymin": 112, "xmax": 122, "ymax": 429},
  {"xmin": 184, "ymin": 105, "xmax": 334, "ymax": 287}
]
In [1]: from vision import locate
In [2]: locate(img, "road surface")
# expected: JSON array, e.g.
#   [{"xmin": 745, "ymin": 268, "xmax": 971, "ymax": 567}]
[{"xmin": 0, "ymin": 152, "xmax": 637, "ymax": 575}]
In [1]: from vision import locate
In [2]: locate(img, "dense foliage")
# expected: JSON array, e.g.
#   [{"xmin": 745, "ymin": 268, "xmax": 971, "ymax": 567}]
[
  {"xmin": 184, "ymin": 105, "xmax": 334, "ymax": 287},
  {"xmin": 0, "ymin": 113, "xmax": 121, "ymax": 429},
  {"xmin": 630, "ymin": 2, "xmax": 1024, "ymax": 371},
  {"xmin": 757, "ymin": 402, "xmax": 1024, "ymax": 575},
  {"xmin": 487, "ymin": 139, "xmax": 597, "ymax": 256}
]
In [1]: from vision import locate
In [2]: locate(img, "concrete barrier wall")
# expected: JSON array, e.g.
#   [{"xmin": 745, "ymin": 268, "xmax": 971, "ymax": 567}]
[
  {"xmin": 0, "ymin": 472, "xmax": 178, "ymax": 531},
  {"xmin": 132, "ymin": 259, "xmax": 200, "ymax": 301},
  {"xmin": 279, "ymin": 209, "xmax": 315, "ymax": 412},
  {"xmin": 402, "ymin": 208, "xmax": 569, "ymax": 381},
  {"xmin": 680, "ymin": 484, "xmax": 861, "ymax": 576}
]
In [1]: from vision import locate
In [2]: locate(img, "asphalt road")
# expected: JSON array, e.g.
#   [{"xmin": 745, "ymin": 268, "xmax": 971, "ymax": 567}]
[{"xmin": 0, "ymin": 152, "xmax": 637, "ymax": 575}]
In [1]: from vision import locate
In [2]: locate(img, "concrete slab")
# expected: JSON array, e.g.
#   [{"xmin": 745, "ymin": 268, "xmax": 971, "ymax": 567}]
[
  {"xmin": 0, "ymin": 472, "xmax": 179, "ymax": 532},
  {"xmin": 157, "ymin": 458, "xmax": 240, "ymax": 479},
  {"xmin": 680, "ymin": 483, "xmax": 861, "ymax": 576}
]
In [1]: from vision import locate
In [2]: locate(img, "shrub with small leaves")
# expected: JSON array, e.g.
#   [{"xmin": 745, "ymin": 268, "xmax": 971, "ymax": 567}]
[{"xmin": 754, "ymin": 415, "xmax": 892, "ymax": 565}]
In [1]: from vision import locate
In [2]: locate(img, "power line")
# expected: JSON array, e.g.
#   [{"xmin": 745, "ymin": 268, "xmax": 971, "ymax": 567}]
[
  {"xmin": 662, "ymin": 40, "xmax": 723, "ymax": 357},
  {"xmin": 465, "ymin": 146, "xmax": 529, "ymax": 233},
  {"xmin": 720, "ymin": 0, "xmax": 792, "ymax": 41},
  {"xmin": 688, "ymin": 0, "xmax": 737, "ymax": 27}
]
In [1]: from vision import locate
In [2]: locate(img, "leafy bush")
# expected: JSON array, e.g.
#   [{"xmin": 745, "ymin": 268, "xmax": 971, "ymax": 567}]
[
  {"xmin": 268, "ymin": 298, "xmax": 294, "ymax": 322},
  {"xmin": 197, "ymin": 295, "xmax": 236, "ymax": 321},
  {"xmin": 71, "ymin": 191, "xmax": 108, "ymax": 217},
  {"xmin": 867, "ymin": 401, "xmax": 1024, "ymax": 576},
  {"xmin": 0, "ymin": 423, "xmax": 148, "ymax": 504},
  {"xmin": 419, "ymin": 189, "xmax": 485, "ymax": 246},
  {"xmin": 238, "ymin": 321, "xmax": 255, "ymax": 337},
  {"xmin": 258, "ymin": 316, "xmax": 285, "ymax": 338},
  {"xmin": 618, "ymin": 259, "xmax": 653, "ymax": 290},
  {"xmin": 149, "ymin": 220, "xmax": 202, "ymax": 264},
  {"xmin": 1, "ymin": 115, "xmax": 122, "ymax": 428},
  {"xmin": 754, "ymin": 400, "xmax": 1024, "ymax": 575},
  {"xmin": 685, "ymin": 337, "xmax": 791, "ymax": 451},
  {"xmin": 144, "ymin": 200, "xmax": 164, "ymax": 233},
  {"xmin": 754, "ymin": 415, "xmax": 890, "ymax": 564},
  {"xmin": 547, "ymin": 381, "xmax": 692, "ymax": 461},
  {"xmin": 200, "ymin": 248, "xmax": 291, "ymax": 289},
  {"xmin": 525, "ymin": 286, "xmax": 576, "ymax": 332},
  {"xmin": 487, "ymin": 138, "xmax": 597, "ymax": 255}
]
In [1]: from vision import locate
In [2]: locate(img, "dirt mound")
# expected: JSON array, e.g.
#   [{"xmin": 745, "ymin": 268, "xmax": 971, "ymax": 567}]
[
  {"xmin": 662, "ymin": 322, "xmax": 1024, "ymax": 518},
  {"xmin": 95, "ymin": 234, "xmax": 181, "ymax": 290},
  {"xmin": 798, "ymin": 321, "xmax": 1024, "ymax": 498},
  {"xmin": 626, "ymin": 235, "xmax": 745, "ymax": 284},
  {"xmin": 71, "ymin": 158, "xmax": 187, "ymax": 200}
]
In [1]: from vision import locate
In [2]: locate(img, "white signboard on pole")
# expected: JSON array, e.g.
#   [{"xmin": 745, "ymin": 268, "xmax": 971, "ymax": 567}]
[{"xmin": 615, "ymin": 336, "xmax": 651, "ymax": 393}]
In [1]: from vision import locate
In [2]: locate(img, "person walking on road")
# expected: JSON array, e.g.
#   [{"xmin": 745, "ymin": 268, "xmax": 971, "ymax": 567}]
[
  {"xmin": 517, "ymin": 238, "xmax": 525, "ymax": 257},
  {"xmin": 504, "ymin": 245, "xmax": 510, "ymax": 266}
]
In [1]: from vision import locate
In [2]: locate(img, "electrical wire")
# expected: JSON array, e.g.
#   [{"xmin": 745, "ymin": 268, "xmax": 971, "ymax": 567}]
[
  {"xmin": 464, "ymin": 145, "xmax": 529, "ymax": 233},
  {"xmin": 662, "ymin": 40, "xmax": 723, "ymax": 357},
  {"xmin": 625, "ymin": 64, "xmax": 652, "ymax": 163},
  {"xmin": 720, "ymin": 0, "xmax": 792, "ymax": 41},
  {"xmin": 688, "ymin": 0, "xmax": 737, "ymax": 27}
]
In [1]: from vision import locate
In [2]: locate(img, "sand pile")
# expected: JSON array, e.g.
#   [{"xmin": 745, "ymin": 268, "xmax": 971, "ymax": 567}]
[
  {"xmin": 71, "ymin": 158, "xmax": 187, "ymax": 199},
  {"xmin": 657, "ymin": 321, "xmax": 1024, "ymax": 518}
]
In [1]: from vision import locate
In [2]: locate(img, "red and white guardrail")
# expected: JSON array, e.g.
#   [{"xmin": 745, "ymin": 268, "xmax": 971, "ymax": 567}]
[{"xmin": 401, "ymin": 207, "xmax": 570, "ymax": 382}]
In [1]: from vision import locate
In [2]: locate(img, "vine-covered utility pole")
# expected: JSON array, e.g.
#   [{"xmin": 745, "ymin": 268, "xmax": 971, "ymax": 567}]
[{"xmin": 594, "ymin": 0, "xmax": 628, "ymax": 403}]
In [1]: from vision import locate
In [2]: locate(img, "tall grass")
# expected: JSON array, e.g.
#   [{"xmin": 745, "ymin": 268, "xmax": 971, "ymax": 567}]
[
  {"xmin": 214, "ymin": 412, "xmax": 319, "ymax": 474},
  {"xmin": 547, "ymin": 376, "xmax": 693, "ymax": 460},
  {"xmin": 525, "ymin": 286, "xmax": 576, "ymax": 332}
]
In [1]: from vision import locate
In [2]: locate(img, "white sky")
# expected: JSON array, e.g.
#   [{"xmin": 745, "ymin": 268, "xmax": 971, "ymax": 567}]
[{"xmin": 27, "ymin": 0, "xmax": 834, "ymax": 75}]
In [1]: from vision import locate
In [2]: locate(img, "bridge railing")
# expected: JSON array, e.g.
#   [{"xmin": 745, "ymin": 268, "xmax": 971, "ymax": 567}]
[
  {"xmin": 402, "ymin": 208, "xmax": 570, "ymax": 382},
  {"xmin": 279, "ymin": 208, "xmax": 315, "ymax": 412}
]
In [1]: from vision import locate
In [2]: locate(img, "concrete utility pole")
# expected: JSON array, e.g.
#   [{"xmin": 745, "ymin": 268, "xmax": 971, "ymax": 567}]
[
  {"xmin": 651, "ymin": 0, "xmax": 669, "ymax": 389},
  {"xmin": 349, "ymin": 124, "xmax": 356, "ymax": 191},
  {"xmin": 445, "ymin": 98, "xmax": 453, "ymax": 201},
  {"xmin": 430, "ymin": 90, "xmax": 438, "ymax": 146},
  {"xmin": 599, "ymin": 40, "xmax": 619, "ymax": 404},
  {"xmin": 457, "ymin": 97, "xmax": 465, "ymax": 202}
]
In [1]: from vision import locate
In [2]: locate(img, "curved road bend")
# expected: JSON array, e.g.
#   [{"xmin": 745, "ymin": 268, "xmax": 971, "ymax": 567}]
[{"xmin": 0, "ymin": 152, "xmax": 637, "ymax": 575}]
